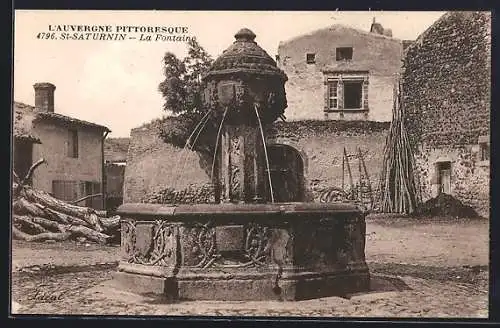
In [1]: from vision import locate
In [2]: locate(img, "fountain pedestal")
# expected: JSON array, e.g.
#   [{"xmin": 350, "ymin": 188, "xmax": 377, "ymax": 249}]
[{"xmin": 115, "ymin": 203, "xmax": 370, "ymax": 301}]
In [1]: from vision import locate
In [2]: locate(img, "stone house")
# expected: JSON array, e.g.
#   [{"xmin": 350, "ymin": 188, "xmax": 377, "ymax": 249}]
[
  {"xmin": 13, "ymin": 83, "xmax": 110, "ymax": 210},
  {"xmin": 277, "ymin": 19, "xmax": 409, "ymax": 122},
  {"xmin": 401, "ymin": 11, "xmax": 491, "ymax": 217}
]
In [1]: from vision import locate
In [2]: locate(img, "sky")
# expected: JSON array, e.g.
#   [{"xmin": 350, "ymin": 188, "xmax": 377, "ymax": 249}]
[{"xmin": 14, "ymin": 10, "xmax": 446, "ymax": 137}]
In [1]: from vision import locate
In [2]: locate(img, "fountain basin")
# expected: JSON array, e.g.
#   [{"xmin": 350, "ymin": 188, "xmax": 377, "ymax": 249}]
[{"xmin": 115, "ymin": 202, "xmax": 370, "ymax": 301}]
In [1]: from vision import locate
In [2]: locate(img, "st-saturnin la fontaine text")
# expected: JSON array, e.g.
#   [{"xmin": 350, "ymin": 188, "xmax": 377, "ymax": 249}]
[{"xmin": 40, "ymin": 24, "xmax": 193, "ymax": 41}]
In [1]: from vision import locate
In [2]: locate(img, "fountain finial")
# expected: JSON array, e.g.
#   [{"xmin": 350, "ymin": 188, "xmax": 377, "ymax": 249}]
[{"xmin": 235, "ymin": 28, "xmax": 256, "ymax": 41}]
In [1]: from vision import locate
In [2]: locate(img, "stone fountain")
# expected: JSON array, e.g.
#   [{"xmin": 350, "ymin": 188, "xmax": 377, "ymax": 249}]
[{"xmin": 114, "ymin": 28, "xmax": 370, "ymax": 301}]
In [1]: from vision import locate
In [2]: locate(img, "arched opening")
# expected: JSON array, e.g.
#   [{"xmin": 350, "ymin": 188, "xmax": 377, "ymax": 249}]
[{"xmin": 266, "ymin": 144, "xmax": 305, "ymax": 202}]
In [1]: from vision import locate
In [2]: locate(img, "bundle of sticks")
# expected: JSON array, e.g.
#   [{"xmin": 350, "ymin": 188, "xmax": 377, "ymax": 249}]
[
  {"xmin": 12, "ymin": 159, "xmax": 120, "ymax": 245},
  {"xmin": 378, "ymin": 80, "xmax": 421, "ymax": 214}
]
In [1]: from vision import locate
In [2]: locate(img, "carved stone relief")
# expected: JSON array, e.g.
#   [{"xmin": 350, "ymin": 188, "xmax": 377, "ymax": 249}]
[{"xmin": 121, "ymin": 219, "xmax": 177, "ymax": 267}]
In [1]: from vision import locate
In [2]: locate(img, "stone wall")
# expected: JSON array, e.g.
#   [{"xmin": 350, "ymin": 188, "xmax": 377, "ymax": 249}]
[
  {"xmin": 414, "ymin": 145, "xmax": 490, "ymax": 217},
  {"xmin": 123, "ymin": 124, "xmax": 211, "ymax": 203},
  {"xmin": 267, "ymin": 120, "xmax": 389, "ymax": 202},
  {"xmin": 401, "ymin": 11, "xmax": 491, "ymax": 217},
  {"xmin": 277, "ymin": 25, "xmax": 402, "ymax": 122},
  {"xmin": 123, "ymin": 120, "xmax": 389, "ymax": 204}
]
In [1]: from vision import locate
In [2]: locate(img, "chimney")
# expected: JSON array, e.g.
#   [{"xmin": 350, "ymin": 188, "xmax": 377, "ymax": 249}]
[
  {"xmin": 370, "ymin": 17, "xmax": 385, "ymax": 35},
  {"xmin": 33, "ymin": 82, "xmax": 56, "ymax": 112}
]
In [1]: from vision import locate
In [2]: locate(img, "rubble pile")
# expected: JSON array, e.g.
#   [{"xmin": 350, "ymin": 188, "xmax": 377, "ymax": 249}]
[{"xmin": 414, "ymin": 193, "xmax": 480, "ymax": 218}]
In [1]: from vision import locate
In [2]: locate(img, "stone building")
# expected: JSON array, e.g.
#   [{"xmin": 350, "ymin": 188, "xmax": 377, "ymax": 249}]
[
  {"xmin": 277, "ymin": 19, "xmax": 408, "ymax": 122},
  {"xmin": 13, "ymin": 83, "xmax": 110, "ymax": 210},
  {"xmin": 401, "ymin": 11, "xmax": 491, "ymax": 217}
]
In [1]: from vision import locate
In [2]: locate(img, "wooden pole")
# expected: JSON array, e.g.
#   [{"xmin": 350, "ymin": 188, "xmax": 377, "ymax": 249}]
[
  {"xmin": 342, "ymin": 149, "xmax": 345, "ymax": 195},
  {"xmin": 344, "ymin": 147, "xmax": 354, "ymax": 199}
]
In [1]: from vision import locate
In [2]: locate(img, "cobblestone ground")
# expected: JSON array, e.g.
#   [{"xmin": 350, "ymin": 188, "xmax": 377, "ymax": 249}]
[{"xmin": 10, "ymin": 217, "xmax": 489, "ymax": 318}]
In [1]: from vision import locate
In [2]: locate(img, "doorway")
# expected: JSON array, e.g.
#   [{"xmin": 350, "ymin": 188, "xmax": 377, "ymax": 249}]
[
  {"xmin": 266, "ymin": 144, "xmax": 305, "ymax": 202},
  {"xmin": 13, "ymin": 139, "xmax": 33, "ymax": 183},
  {"xmin": 436, "ymin": 161, "xmax": 451, "ymax": 195}
]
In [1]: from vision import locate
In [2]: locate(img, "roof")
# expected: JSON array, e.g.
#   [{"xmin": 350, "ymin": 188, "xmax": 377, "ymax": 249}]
[
  {"xmin": 203, "ymin": 28, "xmax": 286, "ymax": 81},
  {"xmin": 13, "ymin": 101, "xmax": 111, "ymax": 132},
  {"xmin": 279, "ymin": 24, "xmax": 402, "ymax": 47},
  {"xmin": 13, "ymin": 102, "xmax": 41, "ymax": 143}
]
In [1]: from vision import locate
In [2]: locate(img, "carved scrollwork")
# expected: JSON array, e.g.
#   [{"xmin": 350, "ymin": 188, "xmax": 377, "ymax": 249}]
[
  {"xmin": 230, "ymin": 165, "xmax": 241, "ymax": 199},
  {"xmin": 244, "ymin": 223, "xmax": 271, "ymax": 266},
  {"xmin": 234, "ymin": 83, "xmax": 246, "ymax": 107},
  {"xmin": 190, "ymin": 222, "xmax": 220, "ymax": 268},
  {"xmin": 229, "ymin": 136, "xmax": 242, "ymax": 200},
  {"xmin": 132, "ymin": 220, "xmax": 176, "ymax": 266},
  {"xmin": 267, "ymin": 91, "xmax": 276, "ymax": 109},
  {"xmin": 122, "ymin": 220, "xmax": 136, "ymax": 263}
]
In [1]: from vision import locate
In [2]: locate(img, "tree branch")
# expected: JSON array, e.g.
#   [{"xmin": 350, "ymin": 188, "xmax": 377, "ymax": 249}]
[{"xmin": 21, "ymin": 158, "xmax": 46, "ymax": 185}]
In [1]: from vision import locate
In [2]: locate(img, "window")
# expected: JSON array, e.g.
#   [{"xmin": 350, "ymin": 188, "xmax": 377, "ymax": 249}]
[
  {"xmin": 306, "ymin": 53, "xmax": 316, "ymax": 64},
  {"xmin": 52, "ymin": 180, "xmax": 102, "ymax": 209},
  {"xmin": 336, "ymin": 47, "xmax": 353, "ymax": 61},
  {"xmin": 68, "ymin": 129, "xmax": 78, "ymax": 158},
  {"xmin": 343, "ymin": 81, "xmax": 363, "ymax": 109},
  {"xmin": 324, "ymin": 73, "xmax": 368, "ymax": 112},
  {"xmin": 52, "ymin": 180, "xmax": 79, "ymax": 201},
  {"xmin": 327, "ymin": 81, "xmax": 339, "ymax": 110}
]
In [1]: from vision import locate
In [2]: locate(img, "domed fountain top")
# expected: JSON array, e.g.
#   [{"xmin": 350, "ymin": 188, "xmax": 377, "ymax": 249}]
[{"xmin": 203, "ymin": 28, "xmax": 287, "ymax": 81}]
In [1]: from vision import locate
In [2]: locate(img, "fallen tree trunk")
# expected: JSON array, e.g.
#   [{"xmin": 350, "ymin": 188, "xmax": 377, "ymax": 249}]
[
  {"xmin": 43, "ymin": 207, "xmax": 90, "ymax": 227},
  {"xmin": 13, "ymin": 215, "xmax": 49, "ymax": 234},
  {"xmin": 99, "ymin": 215, "xmax": 120, "ymax": 230},
  {"xmin": 66, "ymin": 225, "xmax": 111, "ymax": 244},
  {"xmin": 12, "ymin": 160, "xmax": 121, "ymax": 245},
  {"xmin": 32, "ymin": 217, "xmax": 67, "ymax": 233},
  {"xmin": 13, "ymin": 198, "xmax": 46, "ymax": 217},
  {"xmin": 12, "ymin": 226, "xmax": 72, "ymax": 242},
  {"xmin": 23, "ymin": 188, "xmax": 95, "ymax": 219}
]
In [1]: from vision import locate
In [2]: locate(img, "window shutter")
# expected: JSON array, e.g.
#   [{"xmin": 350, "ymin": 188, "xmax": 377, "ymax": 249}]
[
  {"xmin": 323, "ymin": 78, "xmax": 329, "ymax": 111},
  {"xmin": 363, "ymin": 78, "xmax": 369, "ymax": 110},
  {"xmin": 337, "ymin": 79, "xmax": 344, "ymax": 110}
]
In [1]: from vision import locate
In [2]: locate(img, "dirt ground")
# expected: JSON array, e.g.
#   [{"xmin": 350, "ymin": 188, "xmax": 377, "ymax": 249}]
[{"xmin": 10, "ymin": 216, "xmax": 489, "ymax": 318}]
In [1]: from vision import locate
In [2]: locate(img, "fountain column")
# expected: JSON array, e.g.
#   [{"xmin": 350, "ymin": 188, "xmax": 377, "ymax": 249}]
[
  {"xmin": 203, "ymin": 28, "xmax": 287, "ymax": 204},
  {"xmin": 218, "ymin": 121, "xmax": 267, "ymax": 203}
]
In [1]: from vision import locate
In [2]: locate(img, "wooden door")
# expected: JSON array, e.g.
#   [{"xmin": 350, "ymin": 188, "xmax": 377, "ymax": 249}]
[{"xmin": 439, "ymin": 169, "xmax": 451, "ymax": 194}]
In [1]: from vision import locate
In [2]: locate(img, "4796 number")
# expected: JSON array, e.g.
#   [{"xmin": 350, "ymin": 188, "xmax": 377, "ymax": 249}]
[{"xmin": 36, "ymin": 32, "xmax": 57, "ymax": 40}]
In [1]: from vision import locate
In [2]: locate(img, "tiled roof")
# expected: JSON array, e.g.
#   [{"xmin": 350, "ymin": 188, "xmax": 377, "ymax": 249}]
[
  {"xmin": 13, "ymin": 101, "xmax": 111, "ymax": 132},
  {"xmin": 279, "ymin": 24, "xmax": 402, "ymax": 47},
  {"xmin": 13, "ymin": 102, "xmax": 41, "ymax": 143}
]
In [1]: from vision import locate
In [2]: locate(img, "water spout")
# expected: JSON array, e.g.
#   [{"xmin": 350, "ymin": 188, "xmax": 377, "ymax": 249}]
[
  {"xmin": 172, "ymin": 110, "xmax": 212, "ymax": 190},
  {"xmin": 254, "ymin": 103, "xmax": 275, "ymax": 203},
  {"xmin": 210, "ymin": 107, "xmax": 229, "ymax": 184}
]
